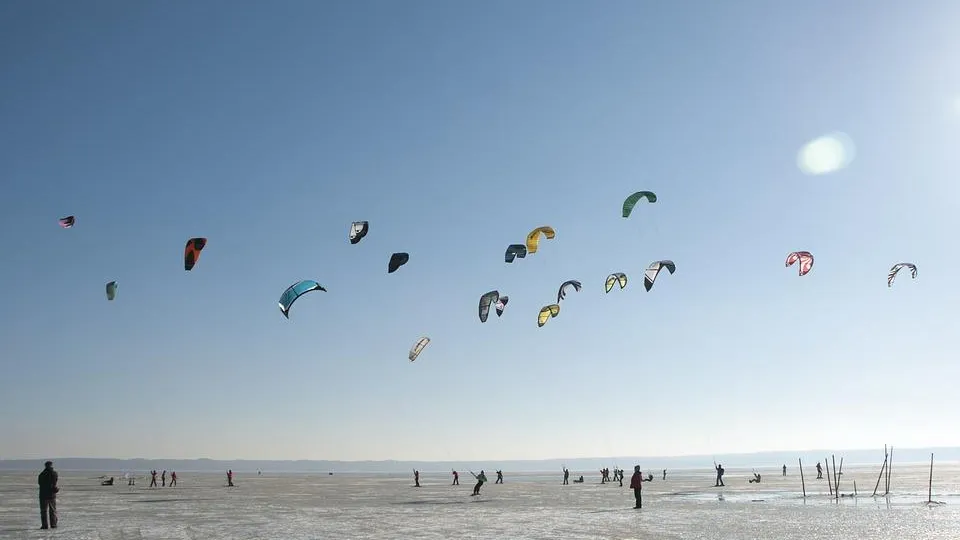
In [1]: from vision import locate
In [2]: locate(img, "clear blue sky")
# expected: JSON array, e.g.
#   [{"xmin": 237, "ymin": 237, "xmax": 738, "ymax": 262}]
[{"xmin": 2, "ymin": 0, "xmax": 959, "ymax": 461}]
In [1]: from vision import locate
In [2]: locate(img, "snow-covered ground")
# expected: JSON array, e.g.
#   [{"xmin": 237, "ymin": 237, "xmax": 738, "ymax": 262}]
[{"xmin": 2, "ymin": 464, "xmax": 959, "ymax": 539}]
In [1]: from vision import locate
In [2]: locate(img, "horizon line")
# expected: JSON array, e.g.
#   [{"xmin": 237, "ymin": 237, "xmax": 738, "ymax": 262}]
[{"xmin": 2, "ymin": 444, "xmax": 954, "ymax": 463}]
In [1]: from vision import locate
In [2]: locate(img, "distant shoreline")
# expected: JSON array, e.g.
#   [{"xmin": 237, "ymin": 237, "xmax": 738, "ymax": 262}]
[{"xmin": 2, "ymin": 446, "xmax": 958, "ymax": 473}]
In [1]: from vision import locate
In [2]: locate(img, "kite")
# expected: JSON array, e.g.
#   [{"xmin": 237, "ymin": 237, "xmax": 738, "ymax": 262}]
[
  {"xmin": 622, "ymin": 191, "xmax": 657, "ymax": 218},
  {"xmin": 887, "ymin": 262, "xmax": 917, "ymax": 287},
  {"xmin": 605, "ymin": 272, "xmax": 627, "ymax": 293},
  {"xmin": 58, "ymin": 216, "xmax": 75, "ymax": 228},
  {"xmin": 105, "ymin": 281, "xmax": 117, "ymax": 301},
  {"xmin": 505, "ymin": 244, "xmax": 527, "ymax": 263},
  {"xmin": 785, "ymin": 251, "xmax": 814, "ymax": 276},
  {"xmin": 388, "ymin": 253, "xmax": 409, "ymax": 273},
  {"xmin": 537, "ymin": 303, "xmax": 560, "ymax": 327},
  {"xmin": 495, "ymin": 296, "xmax": 508, "ymax": 317},
  {"xmin": 479, "ymin": 290, "xmax": 500, "ymax": 323},
  {"xmin": 644, "ymin": 260, "xmax": 676, "ymax": 291},
  {"xmin": 349, "ymin": 221, "xmax": 369, "ymax": 244},
  {"xmin": 184, "ymin": 238, "xmax": 207, "ymax": 271},
  {"xmin": 278, "ymin": 280, "xmax": 326, "ymax": 319},
  {"xmin": 525, "ymin": 226, "xmax": 555, "ymax": 254},
  {"xmin": 409, "ymin": 337, "xmax": 430, "ymax": 362},
  {"xmin": 557, "ymin": 280, "xmax": 582, "ymax": 303}
]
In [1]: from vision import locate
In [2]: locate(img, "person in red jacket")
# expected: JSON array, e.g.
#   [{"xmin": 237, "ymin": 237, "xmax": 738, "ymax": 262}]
[{"xmin": 629, "ymin": 466, "xmax": 643, "ymax": 509}]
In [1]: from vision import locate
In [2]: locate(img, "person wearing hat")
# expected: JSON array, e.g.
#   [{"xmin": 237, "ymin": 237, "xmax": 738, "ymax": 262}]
[{"xmin": 38, "ymin": 460, "xmax": 59, "ymax": 529}]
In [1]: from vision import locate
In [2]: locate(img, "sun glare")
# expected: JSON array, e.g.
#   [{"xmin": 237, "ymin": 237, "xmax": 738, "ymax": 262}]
[{"xmin": 797, "ymin": 132, "xmax": 855, "ymax": 176}]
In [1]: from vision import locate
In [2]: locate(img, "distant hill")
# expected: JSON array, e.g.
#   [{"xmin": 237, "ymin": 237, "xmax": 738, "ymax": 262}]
[{"xmin": 3, "ymin": 447, "xmax": 958, "ymax": 473}]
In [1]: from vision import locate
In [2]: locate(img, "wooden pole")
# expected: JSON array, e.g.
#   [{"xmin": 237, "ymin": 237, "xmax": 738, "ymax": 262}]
[
  {"xmin": 886, "ymin": 446, "xmax": 894, "ymax": 495},
  {"xmin": 854, "ymin": 480, "xmax": 858, "ymax": 497},
  {"xmin": 872, "ymin": 458, "xmax": 887, "ymax": 497},
  {"xmin": 799, "ymin": 458, "xmax": 806, "ymax": 498},
  {"xmin": 826, "ymin": 456, "xmax": 833, "ymax": 496},
  {"xmin": 835, "ymin": 457, "xmax": 844, "ymax": 500},
  {"xmin": 832, "ymin": 455, "xmax": 838, "ymax": 501},
  {"xmin": 928, "ymin": 453, "xmax": 934, "ymax": 504}
]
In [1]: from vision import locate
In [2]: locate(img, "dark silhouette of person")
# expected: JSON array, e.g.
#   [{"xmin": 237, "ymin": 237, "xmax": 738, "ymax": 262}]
[
  {"xmin": 471, "ymin": 470, "xmax": 487, "ymax": 495},
  {"xmin": 38, "ymin": 461, "xmax": 59, "ymax": 529},
  {"xmin": 816, "ymin": 462, "xmax": 823, "ymax": 479},
  {"xmin": 782, "ymin": 465, "xmax": 787, "ymax": 477},
  {"xmin": 629, "ymin": 466, "xmax": 643, "ymax": 509},
  {"xmin": 715, "ymin": 463, "xmax": 725, "ymax": 487},
  {"xmin": 170, "ymin": 471, "xmax": 177, "ymax": 487},
  {"xmin": 495, "ymin": 470, "xmax": 503, "ymax": 484},
  {"xmin": 101, "ymin": 477, "xmax": 114, "ymax": 486},
  {"xmin": 414, "ymin": 470, "xmax": 420, "ymax": 487},
  {"xmin": 618, "ymin": 469, "xmax": 623, "ymax": 487},
  {"xmin": 563, "ymin": 467, "xmax": 569, "ymax": 485},
  {"xmin": 150, "ymin": 470, "xmax": 158, "ymax": 487},
  {"xmin": 663, "ymin": 469, "xmax": 667, "ymax": 480},
  {"xmin": 452, "ymin": 470, "xmax": 459, "ymax": 485},
  {"xmin": 227, "ymin": 470, "xmax": 234, "ymax": 487},
  {"xmin": 749, "ymin": 472, "xmax": 762, "ymax": 484},
  {"xmin": 161, "ymin": 470, "xmax": 166, "ymax": 487}
]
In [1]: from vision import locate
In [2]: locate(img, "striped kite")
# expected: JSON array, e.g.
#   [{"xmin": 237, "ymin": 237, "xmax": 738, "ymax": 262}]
[
  {"xmin": 785, "ymin": 251, "xmax": 814, "ymax": 276},
  {"xmin": 887, "ymin": 262, "xmax": 917, "ymax": 287},
  {"xmin": 644, "ymin": 260, "xmax": 676, "ymax": 291}
]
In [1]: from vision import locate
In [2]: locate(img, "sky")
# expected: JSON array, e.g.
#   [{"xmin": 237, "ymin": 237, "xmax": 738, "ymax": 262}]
[{"xmin": 2, "ymin": 0, "xmax": 960, "ymax": 462}]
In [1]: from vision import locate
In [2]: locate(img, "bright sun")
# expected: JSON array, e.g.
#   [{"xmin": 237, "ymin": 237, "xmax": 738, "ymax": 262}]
[{"xmin": 797, "ymin": 132, "xmax": 855, "ymax": 176}]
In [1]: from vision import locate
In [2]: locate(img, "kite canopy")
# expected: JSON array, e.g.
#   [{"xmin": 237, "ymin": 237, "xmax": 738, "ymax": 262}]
[
  {"xmin": 557, "ymin": 280, "xmax": 582, "ymax": 303},
  {"xmin": 887, "ymin": 262, "xmax": 917, "ymax": 287},
  {"xmin": 184, "ymin": 238, "xmax": 207, "ymax": 271},
  {"xmin": 495, "ymin": 296, "xmax": 508, "ymax": 317},
  {"xmin": 537, "ymin": 303, "xmax": 560, "ymax": 327},
  {"xmin": 349, "ymin": 221, "xmax": 369, "ymax": 244},
  {"xmin": 644, "ymin": 260, "xmax": 676, "ymax": 291},
  {"xmin": 785, "ymin": 251, "xmax": 814, "ymax": 276},
  {"xmin": 278, "ymin": 280, "xmax": 326, "ymax": 318},
  {"xmin": 58, "ymin": 216, "xmax": 75, "ymax": 228},
  {"xmin": 105, "ymin": 281, "xmax": 117, "ymax": 301},
  {"xmin": 622, "ymin": 191, "xmax": 657, "ymax": 218},
  {"xmin": 409, "ymin": 336, "xmax": 430, "ymax": 362},
  {"xmin": 388, "ymin": 252, "xmax": 409, "ymax": 273},
  {"xmin": 504, "ymin": 244, "xmax": 527, "ymax": 263},
  {"xmin": 605, "ymin": 272, "xmax": 628, "ymax": 293},
  {"xmin": 479, "ymin": 290, "xmax": 500, "ymax": 323},
  {"xmin": 525, "ymin": 226, "xmax": 555, "ymax": 254}
]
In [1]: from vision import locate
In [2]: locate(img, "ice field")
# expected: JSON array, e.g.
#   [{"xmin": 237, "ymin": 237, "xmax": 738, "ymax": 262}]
[{"xmin": 3, "ymin": 464, "xmax": 960, "ymax": 539}]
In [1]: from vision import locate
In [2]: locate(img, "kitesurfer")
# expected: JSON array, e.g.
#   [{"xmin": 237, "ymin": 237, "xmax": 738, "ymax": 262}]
[
  {"xmin": 227, "ymin": 470, "xmax": 234, "ymax": 487},
  {"xmin": 563, "ymin": 467, "xmax": 569, "ymax": 485},
  {"xmin": 452, "ymin": 470, "xmax": 459, "ymax": 485},
  {"xmin": 749, "ymin": 472, "xmax": 761, "ymax": 484},
  {"xmin": 629, "ymin": 466, "xmax": 643, "ymax": 509},
  {"xmin": 816, "ymin": 462, "xmax": 823, "ymax": 479},
  {"xmin": 782, "ymin": 465, "xmax": 787, "ymax": 477},
  {"xmin": 471, "ymin": 470, "xmax": 487, "ymax": 495},
  {"xmin": 414, "ymin": 470, "xmax": 420, "ymax": 487},
  {"xmin": 715, "ymin": 463, "xmax": 725, "ymax": 487},
  {"xmin": 161, "ymin": 470, "xmax": 166, "ymax": 487},
  {"xmin": 150, "ymin": 470, "xmax": 158, "ymax": 487},
  {"xmin": 663, "ymin": 469, "xmax": 667, "ymax": 480},
  {"xmin": 618, "ymin": 469, "xmax": 623, "ymax": 487},
  {"xmin": 574, "ymin": 475, "xmax": 584, "ymax": 483},
  {"xmin": 101, "ymin": 477, "xmax": 114, "ymax": 486},
  {"xmin": 495, "ymin": 470, "xmax": 503, "ymax": 484},
  {"xmin": 38, "ymin": 461, "xmax": 59, "ymax": 529},
  {"xmin": 170, "ymin": 471, "xmax": 177, "ymax": 487}
]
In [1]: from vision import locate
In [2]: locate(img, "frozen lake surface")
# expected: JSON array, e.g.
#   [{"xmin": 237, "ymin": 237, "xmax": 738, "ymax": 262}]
[{"xmin": 3, "ymin": 464, "xmax": 960, "ymax": 539}]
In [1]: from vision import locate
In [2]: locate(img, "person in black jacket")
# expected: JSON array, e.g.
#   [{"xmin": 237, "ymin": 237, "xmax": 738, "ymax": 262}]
[{"xmin": 38, "ymin": 461, "xmax": 59, "ymax": 529}]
